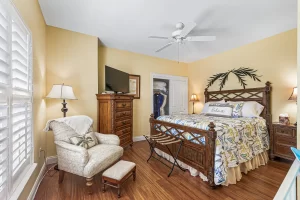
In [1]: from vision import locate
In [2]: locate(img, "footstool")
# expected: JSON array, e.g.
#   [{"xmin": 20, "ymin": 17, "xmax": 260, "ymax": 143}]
[{"xmin": 102, "ymin": 160, "xmax": 136, "ymax": 198}]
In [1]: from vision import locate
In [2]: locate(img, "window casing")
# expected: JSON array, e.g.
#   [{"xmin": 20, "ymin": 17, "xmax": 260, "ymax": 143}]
[{"xmin": 0, "ymin": 0, "xmax": 33, "ymax": 199}]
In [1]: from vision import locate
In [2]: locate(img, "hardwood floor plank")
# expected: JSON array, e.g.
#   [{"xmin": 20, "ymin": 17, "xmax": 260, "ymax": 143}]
[{"xmin": 34, "ymin": 141, "xmax": 291, "ymax": 200}]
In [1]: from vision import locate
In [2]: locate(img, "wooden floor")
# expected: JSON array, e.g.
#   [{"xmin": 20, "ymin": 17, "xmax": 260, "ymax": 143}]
[{"xmin": 35, "ymin": 141, "xmax": 291, "ymax": 200}]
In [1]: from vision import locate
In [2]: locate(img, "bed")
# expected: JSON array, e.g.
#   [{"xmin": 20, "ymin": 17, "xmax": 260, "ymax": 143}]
[{"xmin": 149, "ymin": 82, "xmax": 272, "ymax": 188}]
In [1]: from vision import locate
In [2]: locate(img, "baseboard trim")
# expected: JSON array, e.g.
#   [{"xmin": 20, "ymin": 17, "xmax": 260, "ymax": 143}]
[
  {"xmin": 133, "ymin": 136, "xmax": 146, "ymax": 142},
  {"xmin": 46, "ymin": 156, "xmax": 58, "ymax": 165},
  {"xmin": 27, "ymin": 163, "xmax": 46, "ymax": 200}
]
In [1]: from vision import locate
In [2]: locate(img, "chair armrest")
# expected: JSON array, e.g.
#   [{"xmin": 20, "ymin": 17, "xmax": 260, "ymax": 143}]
[
  {"xmin": 94, "ymin": 132, "xmax": 120, "ymax": 146},
  {"xmin": 54, "ymin": 141, "xmax": 89, "ymax": 166}
]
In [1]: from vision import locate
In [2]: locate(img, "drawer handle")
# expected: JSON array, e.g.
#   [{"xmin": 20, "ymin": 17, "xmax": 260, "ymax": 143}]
[
  {"xmin": 122, "ymin": 121, "xmax": 126, "ymax": 125},
  {"xmin": 122, "ymin": 112, "xmax": 126, "ymax": 116},
  {"xmin": 122, "ymin": 103, "xmax": 126, "ymax": 107}
]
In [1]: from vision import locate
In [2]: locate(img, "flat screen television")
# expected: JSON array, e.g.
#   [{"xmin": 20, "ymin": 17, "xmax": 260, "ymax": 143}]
[{"xmin": 105, "ymin": 65, "xmax": 129, "ymax": 93}]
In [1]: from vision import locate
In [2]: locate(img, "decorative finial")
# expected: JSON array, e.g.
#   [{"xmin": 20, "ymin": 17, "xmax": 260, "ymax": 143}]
[{"xmin": 208, "ymin": 122, "xmax": 215, "ymax": 131}]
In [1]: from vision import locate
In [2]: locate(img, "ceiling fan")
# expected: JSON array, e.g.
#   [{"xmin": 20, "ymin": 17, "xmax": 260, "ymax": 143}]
[{"xmin": 149, "ymin": 22, "xmax": 216, "ymax": 53}]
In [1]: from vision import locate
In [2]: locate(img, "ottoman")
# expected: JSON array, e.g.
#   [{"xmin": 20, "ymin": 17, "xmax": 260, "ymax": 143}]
[{"xmin": 102, "ymin": 160, "xmax": 136, "ymax": 198}]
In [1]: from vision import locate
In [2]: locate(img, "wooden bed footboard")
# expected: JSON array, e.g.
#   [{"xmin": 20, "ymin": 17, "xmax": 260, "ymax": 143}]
[{"xmin": 149, "ymin": 114, "xmax": 217, "ymax": 188}]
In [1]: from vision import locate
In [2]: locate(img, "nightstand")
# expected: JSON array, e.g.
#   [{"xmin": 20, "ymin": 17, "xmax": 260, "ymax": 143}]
[{"xmin": 270, "ymin": 123, "xmax": 297, "ymax": 161}]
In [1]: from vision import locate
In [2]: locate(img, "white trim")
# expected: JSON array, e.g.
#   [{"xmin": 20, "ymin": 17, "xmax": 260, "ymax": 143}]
[
  {"xmin": 150, "ymin": 73, "xmax": 188, "ymax": 115},
  {"xmin": 133, "ymin": 136, "xmax": 146, "ymax": 142},
  {"xmin": 9, "ymin": 163, "xmax": 37, "ymax": 200},
  {"xmin": 46, "ymin": 156, "xmax": 58, "ymax": 165},
  {"xmin": 26, "ymin": 163, "xmax": 46, "ymax": 200}
]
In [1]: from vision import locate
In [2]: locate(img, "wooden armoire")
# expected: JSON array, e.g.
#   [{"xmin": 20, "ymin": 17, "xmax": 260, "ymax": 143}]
[{"xmin": 96, "ymin": 94, "xmax": 134, "ymax": 147}]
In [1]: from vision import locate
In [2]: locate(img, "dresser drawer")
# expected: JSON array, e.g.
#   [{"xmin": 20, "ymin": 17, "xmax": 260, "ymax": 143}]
[
  {"xmin": 116, "ymin": 118, "xmax": 131, "ymax": 129},
  {"xmin": 115, "ymin": 127, "xmax": 131, "ymax": 136},
  {"xmin": 120, "ymin": 134, "xmax": 132, "ymax": 146},
  {"xmin": 273, "ymin": 126, "xmax": 295, "ymax": 137},
  {"xmin": 115, "ymin": 110, "xmax": 131, "ymax": 120},
  {"xmin": 274, "ymin": 144, "xmax": 295, "ymax": 159},
  {"xmin": 275, "ymin": 134, "xmax": 296, "ymax": 146},
  {"xmin": 116, "ymin": 101, "xmax": 131, "ymax": 110}
]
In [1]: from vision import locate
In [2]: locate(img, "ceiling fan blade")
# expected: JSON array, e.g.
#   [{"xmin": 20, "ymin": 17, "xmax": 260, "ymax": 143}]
[
  {"xmin": 186, "ymin": 36, "xmax": 216, "ymax": 42},
  {"xmin": 149, "ymin": 36, "xmax": 169, "ymax": 39},
  {"xmin": 155, "ymin": 42, "xmax": 174, "ymax": 52},
  {"xmin": 179, "ymin": 22, "xmax": 196, "ymax": 38}
]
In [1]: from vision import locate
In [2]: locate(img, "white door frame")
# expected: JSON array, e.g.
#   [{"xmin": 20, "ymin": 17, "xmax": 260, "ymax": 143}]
[{"xmin": 150, "ymin": 73, "xmax": 188, "ymax": 115}]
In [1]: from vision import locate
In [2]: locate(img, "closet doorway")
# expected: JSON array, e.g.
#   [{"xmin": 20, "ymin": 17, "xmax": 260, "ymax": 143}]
[{"xmin": 151, "ymin": 73, "xmax": 188, "ymax": 118}]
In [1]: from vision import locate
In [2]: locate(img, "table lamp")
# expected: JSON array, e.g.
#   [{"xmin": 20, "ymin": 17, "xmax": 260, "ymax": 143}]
[
  {"xmin": 46, "ymin": 83, "xmax": 77, "ymax": 117},
  {"xmin": 190, "ymin": 94, "xmax": 199, "ymax": 114},
  {"xmin": 288, "ymin": 87, "xmax": 297, "ymax": 126}
]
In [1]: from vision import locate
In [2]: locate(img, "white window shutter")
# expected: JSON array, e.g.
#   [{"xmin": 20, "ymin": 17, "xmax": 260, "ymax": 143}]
[
  {"xmin": 0, "ymin": 1, "xmax": 10, "ymax": 199},
  {"xmin": 0, "ymin": 0, "xmax": 33, "ymax": 199},
  {"xmin": 10, "ymin": 2, "xmax": 32, "ymax": 193}
]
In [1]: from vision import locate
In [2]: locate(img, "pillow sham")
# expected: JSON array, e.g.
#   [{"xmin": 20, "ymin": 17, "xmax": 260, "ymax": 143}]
[
  {"xmin": 206, "ymin": 103, "xmax": 233, "ymax": 117},
  {"xmin": 69, "ymin": 132, "xmax": 98, "ymax": 149},
  {"xmin": 227, "ymin": 101, "xmax": 264, "ymax": 117},
  {"xmin": 202, "ymin": 100, "xmax": 225, "ymax": 113},
  {"xmin": 228, "ymin": 102, "xmax": 244, "ymax": 118}
]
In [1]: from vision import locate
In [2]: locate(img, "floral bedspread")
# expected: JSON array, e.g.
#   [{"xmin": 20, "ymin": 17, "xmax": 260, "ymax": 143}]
[{"xmin": 156, "ymin": 114, "xmax": 269, "ymax": 185}]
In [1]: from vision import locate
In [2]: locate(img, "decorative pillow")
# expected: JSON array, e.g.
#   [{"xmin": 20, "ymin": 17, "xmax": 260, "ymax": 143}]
[
  {"xmin": 228, "ymin": 101, "xmax": 264, "ymax": 117},
  {"xmin": 201, "ymin": 100, "xmax": 225, "ymax": 113},
  {"xmin": 228, "ymin": 102, "xmax": 244, "ymax": 118},
  {"xmin": 69, "ymin": 132, "xmax": 98, "ymax": 149},
  {"xmin": 206, "ymin": 103, "xmax": 233, "ymax": 117}
]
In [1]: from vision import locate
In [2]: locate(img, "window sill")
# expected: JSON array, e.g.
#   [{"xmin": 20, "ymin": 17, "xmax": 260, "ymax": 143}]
[{"xmin": 9, "ymin": 163, "xmax": 37, "ymax": 200}]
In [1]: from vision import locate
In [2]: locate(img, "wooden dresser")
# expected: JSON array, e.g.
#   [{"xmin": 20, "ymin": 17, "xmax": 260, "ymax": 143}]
[
  {"xmin": 270, "ymin": 123, "xmax": 296, "ymax": 161},
  {"xmin": 96, "ymin": 94, "xmax": 134, "ymax": 147}
]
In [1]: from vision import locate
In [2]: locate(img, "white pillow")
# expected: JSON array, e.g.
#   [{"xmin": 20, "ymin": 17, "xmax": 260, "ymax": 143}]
[
  {"xmin": 202, "ymin": 100, "xmax": 225, "ymax": 113},
  {"xmin": 227, "ymin": 101, "xmax": 264, "ymax": 117}
]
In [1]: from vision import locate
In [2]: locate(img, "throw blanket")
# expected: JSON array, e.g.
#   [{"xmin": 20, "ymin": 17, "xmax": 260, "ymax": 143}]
[
  {"xmin": 44, "ymin": 115, "xmax": 93, "ymax": 135},
  {"xmin": 157, "ymin": 114, "xmax": 269, "ymax": 185}
]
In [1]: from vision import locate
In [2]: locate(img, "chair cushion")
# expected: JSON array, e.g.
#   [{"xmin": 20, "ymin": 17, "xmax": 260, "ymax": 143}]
[
  {"xmin": 69, "ymin": 132, "xmax": 98, "ymax": 149},
  {"xmin": 102, "ymin": 160, "xmax": 136, "ymax": 181},
  {"xmin": 83, "ymin": 144, "xmax": 124, "ymax": 178}
]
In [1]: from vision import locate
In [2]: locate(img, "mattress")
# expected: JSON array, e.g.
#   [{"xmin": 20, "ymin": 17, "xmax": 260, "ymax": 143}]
[{"xmin": 156, "ymin": 114, "xmax": 269, "ymax": 185}]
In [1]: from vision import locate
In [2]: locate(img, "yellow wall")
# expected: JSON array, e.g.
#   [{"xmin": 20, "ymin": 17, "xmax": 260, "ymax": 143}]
[
  {"xmin": 6, "ymin": 0, "xmax": 297, "ymax": 198},
  {"xmin": 98, "ymin": 47, "xmax": 188, "ymax": 137},
  {"xmin": 188, "ymin": 29, "xmax": 297, "ymax": 123},
  {"xmin": 46, "ymin": 26, "xmax": 98, "ymax": 156},
  {"xmin": 12, "ymin": 0, "xmax": 47, "ymax": 199}
]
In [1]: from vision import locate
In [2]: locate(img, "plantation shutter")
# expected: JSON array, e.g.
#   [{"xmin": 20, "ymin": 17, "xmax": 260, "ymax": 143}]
[
  {"xmin": 0, "ymin": 1, "xmax": 10, "ymax": 199},
  {"xmin": 10, "ymin": 2, "xmax": 32, "ymax": 192},
  {"xmin": 0, "ymin": 0, "xmax": 33, "ymax": 199}
]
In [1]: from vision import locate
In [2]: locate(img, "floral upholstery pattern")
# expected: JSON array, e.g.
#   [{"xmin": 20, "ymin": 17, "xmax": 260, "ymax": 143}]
[
  {"xmin": 157, "ymin": 114, "xmax": 269, "ymax": 185},
  {"xmin": 49, "ymin": 121, "xmax": 123, "ymax": 178}
]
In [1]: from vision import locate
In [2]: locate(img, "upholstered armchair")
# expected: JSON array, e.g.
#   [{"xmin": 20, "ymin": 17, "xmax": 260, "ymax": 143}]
[{"xmin": 49, "ymin": 121, "xmax": 124, "ymax": 193}]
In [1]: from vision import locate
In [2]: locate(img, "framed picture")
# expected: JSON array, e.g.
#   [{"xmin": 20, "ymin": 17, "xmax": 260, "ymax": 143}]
[{"xmin": 129, "ymin": 74, "xmax": 140, "ymax": 99}]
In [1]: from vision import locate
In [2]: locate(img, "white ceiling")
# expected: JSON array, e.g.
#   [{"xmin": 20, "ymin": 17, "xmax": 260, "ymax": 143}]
[{"xmin": 38, "ymin": 0, "xmax": 297, "ymax": 63}]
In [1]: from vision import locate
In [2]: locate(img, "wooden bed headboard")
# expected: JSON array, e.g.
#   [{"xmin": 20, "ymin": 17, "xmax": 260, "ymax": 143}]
[{"xmin": 204, "ymin": 81, "xmax": 272, "ymax": 131}]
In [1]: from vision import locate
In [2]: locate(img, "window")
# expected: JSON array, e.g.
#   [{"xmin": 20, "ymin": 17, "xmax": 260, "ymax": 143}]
[{"xmin": 0, "ymin": 0, "xmax": 33, "ymax": 199}]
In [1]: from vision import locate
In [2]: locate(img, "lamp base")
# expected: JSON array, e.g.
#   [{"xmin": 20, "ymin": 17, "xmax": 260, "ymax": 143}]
[
  {"xmin": 192, "ymin": 102, "xmax": 195, "ymax": 114},
  {"xmin": 61, "ymin": 99, "xmax": 68, "ymax": 117}
]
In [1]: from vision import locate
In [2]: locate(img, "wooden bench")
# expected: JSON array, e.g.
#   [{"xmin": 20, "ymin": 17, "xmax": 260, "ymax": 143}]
[{"xmin": 102, "ymin": 160, "xmax": 136, "ymax": 198}]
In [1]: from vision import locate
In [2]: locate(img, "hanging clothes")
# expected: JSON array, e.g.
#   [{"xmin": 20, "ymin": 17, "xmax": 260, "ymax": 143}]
[{"xmin": 153, "ymin": 92, "xmax": 164, "ymax": 119}]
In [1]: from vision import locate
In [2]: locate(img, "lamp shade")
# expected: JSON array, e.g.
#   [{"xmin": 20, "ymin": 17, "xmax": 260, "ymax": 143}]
[
  {"xmin": 288, "ymin": 87, "xmax": 297, "ymax": 101},
  {"xmin": 46, "ymin": 84, "xmax": 77, "ymax": 100},
  {"xmin": 190, "ymin": 94, "xmax": 199, "ymax": 102}
]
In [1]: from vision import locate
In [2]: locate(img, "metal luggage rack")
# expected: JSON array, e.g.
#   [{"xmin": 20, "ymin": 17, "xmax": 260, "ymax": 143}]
[{"xmin": 144, "ymin": 133, "xmax": 186, "ymax": 177}]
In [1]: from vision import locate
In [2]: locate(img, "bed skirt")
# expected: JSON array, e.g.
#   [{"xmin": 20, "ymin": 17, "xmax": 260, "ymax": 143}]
[{"xmin": 154, "ymin": 148, "xmax": 269, "ymax": 186}]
